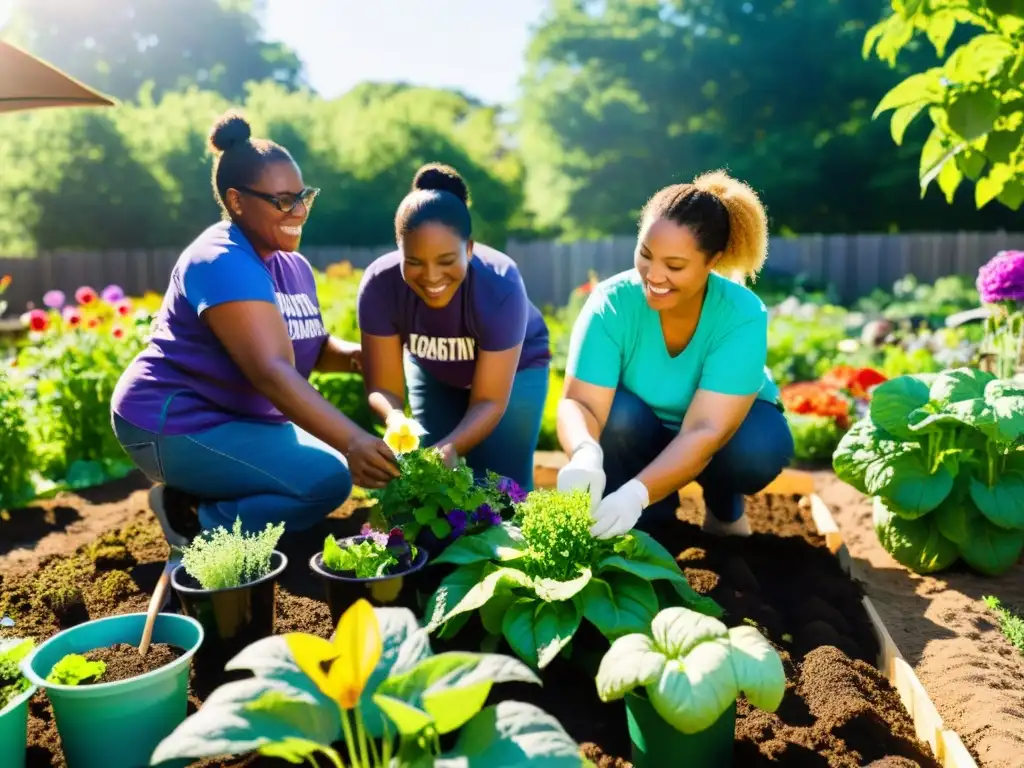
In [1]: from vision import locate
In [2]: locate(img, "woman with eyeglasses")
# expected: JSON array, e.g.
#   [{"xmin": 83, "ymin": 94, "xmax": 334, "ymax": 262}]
[
  {"xmin": 357, "ymin": 163, "xmax": 551, "ymax": 489},
  {"xmin": 111, "ymin": 110, "xmax": 398, "ymax": 547}
]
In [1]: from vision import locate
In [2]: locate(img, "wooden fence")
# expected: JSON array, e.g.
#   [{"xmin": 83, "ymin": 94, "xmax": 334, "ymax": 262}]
[{"xmin": 1, "ymin": 231, "xmax": 1021, "ymax": 315}]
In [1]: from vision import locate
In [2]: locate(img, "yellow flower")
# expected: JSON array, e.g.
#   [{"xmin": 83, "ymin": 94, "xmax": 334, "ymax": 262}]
[
  {"xmin": 384, "ymin": 422, "xmax": 420, "ymax": 455},
  {"xmin": 285, "ymin": 598, "xmax": 381, "ymax": 710}
]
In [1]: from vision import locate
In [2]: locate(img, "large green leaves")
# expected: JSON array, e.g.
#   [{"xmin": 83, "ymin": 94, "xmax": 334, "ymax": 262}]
[
  {"xmin": 432, "ymin": 525, "xmax": 528, "ymax": 566},
  {"xmin": 969, "ymin": 473, "xmax": 1024, "ymax": 530},
  {"xmin": 502, "ymin": 599, "xmax": 583, "ymax": 669},
  {"xmin": 873, "ymin": 498, "xmax": 960, "ymax": 574},
  {"xmin": 958, "ymin": 515, "xmax": 1024, "ymax": 577},
  {"xmin": 595, "ymin": 634, "xmax": 666, "ymax": 701},
  {"xmin": 581, "ymin": 573, "xmax": 659, "ymax": 639},
  {"xmin": 870, "ymin": 376, "xmax": 931, "ymax": 440},
  {"xmin": 726, "ymin": 625, "xmax": 787, "ymax": 713}
]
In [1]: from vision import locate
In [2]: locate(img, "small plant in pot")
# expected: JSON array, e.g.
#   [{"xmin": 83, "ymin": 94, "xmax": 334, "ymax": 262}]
[
  {"xmin": 309, "ymin": 525, "xmax": 428, "ymax": 623},
  {"xmin": 0, "ymin": 638, "xmax": 35, "ymax": 768},
  {"xmin": 20, "ymin": 612, "xmax": 203, "ymax": 768},
  {"xmin": 595, "ymin": 606, "xmax": 786, "ymax": 768},
  {"xmin": 170, "ymin": 517, "xmax": 286, "ymax": 673}
]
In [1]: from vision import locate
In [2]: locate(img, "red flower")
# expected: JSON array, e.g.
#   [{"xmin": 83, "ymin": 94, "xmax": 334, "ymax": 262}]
[
  {"xmin": 111, "ymin": 325, "xmax": 125, "ymax": 340},
  {"xmin": 87, "ymin": 317, "xmax": 101, "ymax": 329},
  {"xmin": 820, "ymin": 366, "xmax": 887, "ymax": 400},
  {"xmin": 0, "ymin": 274, "xmax": 11, "ymax": 291},
  {"xmin": 62, "ymin": 306, "xmax": 82, "ymax": 328},
  {"xmin": 75, "ymin": 286, "xmax": 98, "ymax": 305},
  {"xmin": 27, "ymin": 309, "xmax": 49, "ymax": 332},
  {"xmin": 115, "ymin": 299, "xmax": 133, "ymax": 316},
  {"xmin": 781, "ymin": 382, "xmax": 852, "ymax": 429}
]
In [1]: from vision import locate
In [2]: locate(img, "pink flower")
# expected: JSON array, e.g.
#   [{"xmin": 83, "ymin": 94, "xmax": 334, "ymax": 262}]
[
  {"xmin": 43, "ymin": 289, "xmax": 65, "ymax": 309},
  {"xmin": 101, "ymin": 284, "xmax": 125, "ymax": 303},
  {"xmin": 27, "ymin": 309, "xmax": 49, "ymax": 332},
  {"xmin": 115, "ymin": 299, "xmax": 133, "ymax": 316},
  {"xmin": 977, "ymin": 251, "xmax": 1024, "ymax": 304},
  {"xmin": 75, "ymin": 286, "xmax": 98, "ymax": 305},
  {"xmin": 62, "ymin": 306, "xmax": 82, "ymax": 328}
]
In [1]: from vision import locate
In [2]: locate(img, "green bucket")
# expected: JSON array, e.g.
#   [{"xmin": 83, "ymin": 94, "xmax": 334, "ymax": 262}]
[
  {"xmin": 0, "ymin": 680, "xmax": 37, "ymax": 768},
  {"xmin": 625, "ymin": 692, "xmax": 736, "ymax": 768},
  {"xmin": 21, "ymin": 612, "xmax": 203, "ymax": 768}
]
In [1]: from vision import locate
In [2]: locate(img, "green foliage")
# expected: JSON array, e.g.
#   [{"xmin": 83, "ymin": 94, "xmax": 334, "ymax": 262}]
[
  {"xmin": 0, "ymin": 639, "xmax": 35, "ymax": 711},
  {"xmin": 833, "ymin": 368, "xmax": 1024, "ymax": 575},
  {"xmin": 787, "ymin": 413, "xmax": 845, "ymax": 463},
  {"xmin": 321, "ymin": 532, "xmax": 418, "ymax": 580},
  {"xmin": 0, "ymin": 374, "xmax": 35, "ymax": 512},
  {"xmin": 866, "ymin": 0, "xmax": 1024, "ymax": 209},
  {"xmin": 595, "ymin": 606, "xmax": 785, "ymax": 735},
  {"xmin": 983, "ymin": 594, "xmax": 1024, "ymax": 655},
  {"xmin": 182, "ymin": 518, "xmax": 285, "ymax": 591},
  {"xmin": 149, "ymin": 606, "xmax": 584, "ymax": 767},
  {"xmin": 424, "ymin": 492, "xmax": 721, "ymax": 670},
  {"xmin": 46, "ymin": 653, "xmax": 105, "ymax": 686}
]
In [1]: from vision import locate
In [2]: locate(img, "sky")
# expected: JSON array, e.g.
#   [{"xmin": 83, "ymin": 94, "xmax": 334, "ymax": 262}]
[{"xmin": 261, "ymin": 0, "xmax": 549, "ymax": 105}]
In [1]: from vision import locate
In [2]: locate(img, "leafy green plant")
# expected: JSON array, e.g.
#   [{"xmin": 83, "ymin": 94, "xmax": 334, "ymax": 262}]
[
  {"xmin": 423, "ymin": 488, "xmax": 721, "ymax": 669},
  {"xmin": 786, "ymin": 413, "xmax": 845, "ymax": 463},
  {"xmin": 45, "ymin": 653, "xmax": 105, "ymax": 686},
  {"xmin": 865, "ymin": 1, "xmax": 1024, "ymax": 210},
  {"xmin": 983, "ymin": 594, "xmax": 1024, "ymax": 655},
  {"xmin": 182, "ymin": 518, "xmax": 285, "ymax": 590},
  {"xmin": 150, "ymin": 600, "xmax": 586, "ymax": 768},
  {"xmin": 595, "ymin": 606, "xmax": 785, "ymax": 734},
  {"xmin": 0, "ymin": 638, "xmax": 35, "ymax": 710},
  {"xmin": 323, "ymin": 529, "xmax": 418, "ymax": 579},
  {"xmin": 833, "ymin": 367, "xmax": 1024, "ymax": 576},
  {"xmin": 0, "ymin": 375, "xmax": 34, "ymax": 514}
]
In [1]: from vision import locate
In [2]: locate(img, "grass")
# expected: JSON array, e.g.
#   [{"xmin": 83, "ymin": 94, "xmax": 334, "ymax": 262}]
[{"xmin": 983, "ymin": 595, "xmax": 1024, "ymax": 656}]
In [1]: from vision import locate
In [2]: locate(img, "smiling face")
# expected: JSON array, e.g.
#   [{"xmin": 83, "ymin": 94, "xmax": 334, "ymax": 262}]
[
  {"xmin": 634, "ymin": 216, "xmax": 721, "ymax": 314},
  {"xmin": 399, "ymin": 222, "xmax": 473, "ymax": 308},
  {"xmin": 225, "ymin": 160, "xmax": 311, "ymax": 256}
]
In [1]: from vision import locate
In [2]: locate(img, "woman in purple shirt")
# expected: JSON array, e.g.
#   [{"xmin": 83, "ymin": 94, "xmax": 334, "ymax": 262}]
[
  {"xmin": 358, "ymin": 163, "xmax": 551, "ymax": 489},
  {"xmin": 111, "ymin": 111, "xmax": 398, "ymax": 547}
]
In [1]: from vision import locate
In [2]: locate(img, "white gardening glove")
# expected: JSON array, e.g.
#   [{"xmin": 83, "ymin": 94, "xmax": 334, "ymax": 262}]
[
  {"xmin": 589, "ymin": 479, "xmax": 649, "ymax": 539},
  {"xmin": 557, "ymin": 439, "xmax": 606, "ymax": 511}
]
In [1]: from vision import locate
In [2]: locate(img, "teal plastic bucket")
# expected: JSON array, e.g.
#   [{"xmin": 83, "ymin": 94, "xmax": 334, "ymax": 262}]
[
  {"xmin": 21, "ymin": 612, "xmax": 203, "ymax": 768},
  {"xmin": 0, "ymin": 681, "xmax": 37, "ymax": 768}
]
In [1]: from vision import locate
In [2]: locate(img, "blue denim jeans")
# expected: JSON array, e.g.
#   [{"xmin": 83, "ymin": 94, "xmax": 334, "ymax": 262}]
[
  {"xmin": 404, "ymin": 358, "xmax": 549, "ymax": 491},
  {"xmin": 112, "ymin": 413, "xmax": 352, "ymax": 534},
  {"xmin": 600, "ymin": 389, "xmax": 794, "ymax": 529}
]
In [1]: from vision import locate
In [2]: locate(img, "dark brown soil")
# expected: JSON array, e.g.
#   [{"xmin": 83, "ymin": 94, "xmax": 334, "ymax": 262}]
[
  {"xmin": 81, "ymin": 642, "xmax": 183, "ymax": 684},
  {"xmin": 2, "ymin": 479, "xmax": 938, "ymax": 767}
]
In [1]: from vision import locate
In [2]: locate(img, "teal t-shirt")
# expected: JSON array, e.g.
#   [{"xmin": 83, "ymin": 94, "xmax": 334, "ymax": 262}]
[{"xmin": 565, "ymin": 269, "xmax": 779, "ymax": 427}]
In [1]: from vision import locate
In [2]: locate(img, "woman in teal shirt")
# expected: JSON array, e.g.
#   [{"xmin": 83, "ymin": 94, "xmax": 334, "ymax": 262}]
[{"xmin": 556, "ymin": 170, "xmax": 794, "ymax": 539}]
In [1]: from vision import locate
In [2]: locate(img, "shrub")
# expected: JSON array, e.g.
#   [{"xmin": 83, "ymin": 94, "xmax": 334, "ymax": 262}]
[{"xmin": 182, "ymin": 518, "xmax": 285, "ymax": 590}]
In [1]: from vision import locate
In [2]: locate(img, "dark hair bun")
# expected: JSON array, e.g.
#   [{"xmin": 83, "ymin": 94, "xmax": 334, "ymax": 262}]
[
  {"xmin": 209, "ymin": 111, "xmax": 252, "ymax": 153},
  {"xmin": 412, "ymin": 163, "xmax": 469, "ymax": 204}
]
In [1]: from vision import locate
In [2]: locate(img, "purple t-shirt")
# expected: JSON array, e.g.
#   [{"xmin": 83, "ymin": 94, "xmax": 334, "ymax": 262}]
[
  {"xmin": 357, "ymin": 244, "xmax": 550, "ymax": 389},
  {"xmin": 112, "ymin": 221, "xmax": 329, "ymax": 435}
]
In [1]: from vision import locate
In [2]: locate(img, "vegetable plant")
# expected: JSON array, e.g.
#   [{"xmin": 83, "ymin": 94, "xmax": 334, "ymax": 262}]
[
  {"xmin": 424, "ymin": 488, "xmax": 721, "ymax": 669},
  {"xmin": 181, "ymin": 518, "xmax": 285, "ymax": 590},
  {"xmin": 150, "ymin": 599, "xmax": 585, "ymax": 767},
  {"xmin": 595, "ymin": 606, "xmax": 785, "ymax": 734},
  {"xmin": 833, "ymin": 367, "xmax": 1024, "ymax": 576},
  {"xmin": 45, "ymin": 653, "xmax": 105, "ymax": 686},
  {"xmin": 323, "ymin": 528, "xmax": 418, "ymax": 578},
  {"xmin": 0, "ymin": 638, "xmax": 34, "ymax": 710}
]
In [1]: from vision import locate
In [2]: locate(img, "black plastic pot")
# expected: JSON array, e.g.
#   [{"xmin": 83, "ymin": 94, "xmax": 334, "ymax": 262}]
[
  {"xmin": 170, "ymin": 550, "xmax": 287, "ymax": 674},
  {"xmin": 309, "ymin": 536, "xmax": 429, "ymax": 625}
]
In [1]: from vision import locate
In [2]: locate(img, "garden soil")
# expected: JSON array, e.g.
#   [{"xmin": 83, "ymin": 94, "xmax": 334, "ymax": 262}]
[
  {"xmin": 814, "ymin": 471, "xmax": 1024, "ymax": 768},
  {"xmin": 2, "ymin": 475, "xmax": 938, "ymax": 767},
  {"xmin": 82, "ymin": 642, "xmax": 184, "ymax": 684}
]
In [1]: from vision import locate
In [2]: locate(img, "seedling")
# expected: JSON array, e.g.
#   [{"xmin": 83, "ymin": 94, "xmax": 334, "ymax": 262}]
[
  {"xmin": 0, "ymin": 638, "xmax": 34, "ymax": 710},
  {"xmin": 181, "ymin": 518, "xmax": 285, "ymax": 590},
  {"xmin": 983, "ymin": 595, "xmax": 1024, "ymax": 656},
  {"xmin": 45, "ymin": 653, "xmax": 106, "ymax": 686},
  {"xmin": 323, "ymin": 528, "xmax": 418, "ymax": 578}
]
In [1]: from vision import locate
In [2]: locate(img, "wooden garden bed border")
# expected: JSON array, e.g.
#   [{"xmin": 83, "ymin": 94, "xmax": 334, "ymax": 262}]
[{"xmin": 532, "ymin": 453, "xmax": 978, "ymax": 768}]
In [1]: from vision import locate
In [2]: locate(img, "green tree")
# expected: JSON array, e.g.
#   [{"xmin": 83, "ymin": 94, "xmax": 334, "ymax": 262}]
[{"xmin": 866, "ymin": 0, "xmax": 1024, "ymax": 210}]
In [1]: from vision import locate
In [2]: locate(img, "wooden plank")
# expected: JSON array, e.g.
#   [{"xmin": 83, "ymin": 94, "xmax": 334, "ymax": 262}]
[{"xmin": 809, "ymin": 494, "xmax": 843, "ymax": 554}]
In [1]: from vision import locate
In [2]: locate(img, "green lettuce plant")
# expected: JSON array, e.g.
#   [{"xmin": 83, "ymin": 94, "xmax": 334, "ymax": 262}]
[
  {"xmin": 45, "ymin": 653, "xmax": 105, "ymax": 686},
  {"xmin": 150, "ymin": 603, "xmax": 586, "ymax": 768},
  {"xmin": 181, "ymin": 518, "xmax": 285, "ymax": 590},
  {"xmin": 833, "ymin": 367, "xmax": 1024, "ymax": 576},
  {"xmin": 423, "ymin": 488, "xmax": 721, "ymax": 670},
  {"xmin": 0, "ymin": 638, "xmax": 35, "ymax": 710},
  {"xmin": 595, "ymin": 606, "xmax": 785, "ymax": 734}
]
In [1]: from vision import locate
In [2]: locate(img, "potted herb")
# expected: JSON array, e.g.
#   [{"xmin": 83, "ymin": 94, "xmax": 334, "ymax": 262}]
[
  {"xmin": 170, "ymin": 518, "xmax": 286, "ymax": 672},
  {"xmin": 833, "ymin": 367, "xmax": 1024, "ymax": 576},
  {"xmin": 151, "ymin": 599, "xmax": 584, "ymax": 767},
  {"xmin": 309, "ymin": 527, "xmax": 428, "ymax": 623},
  {"xmin": 20, "ymin": 612, "xmax": 203, "ymax": 768},
  {"xmin": 0, "ymin": 638, "xmax": 35, "ymax": 768},
  {"xmin": 424, "ymin": 488, "xmax": 721, "ymax": 670},
  {"xmin": 595, "ymin": 606, "xmax": 786, "ymax": 768}
]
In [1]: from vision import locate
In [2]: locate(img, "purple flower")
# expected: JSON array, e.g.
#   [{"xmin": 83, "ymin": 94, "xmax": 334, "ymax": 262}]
[
  {"xmin": 359, "ymin": 522, "xmax": 388, "ymax": 547},
  {"xmin": 471, "ymin": 503, "xmax": 502, "ymax": 527},
  {"xmin": 977, "ymin": 251, "xmax": 1024, "ymax": 304},
  {"xmin": 385, "ymin": 527, "xmax": 406, "ymax": 549},
  {"xmin": 446, "ymin": 509, "xmax": 468, "ymax": 534},
  {"xmin": 43, "ymin": 290, "xmax": 65, "ymax": 309},
  {"xmin": 497, "ymin": 477, "xmax": 527, "ymax": 503},
  {"xmin": 101, "ymin": 284, "xmax": 125, "ymax": 303}
]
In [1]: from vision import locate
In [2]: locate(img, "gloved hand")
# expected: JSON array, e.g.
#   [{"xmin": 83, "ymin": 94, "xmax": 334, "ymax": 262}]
[
  {"xmin": 590, "ymin": 478, "xmax": 649, "ymax": 539},
  {"xmin": 557, "ymin": 439, "xmax": 606, "ymax": 510}
]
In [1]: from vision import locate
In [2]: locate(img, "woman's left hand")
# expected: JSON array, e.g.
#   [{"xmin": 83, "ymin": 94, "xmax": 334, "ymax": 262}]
[
  {"xmin": 589, "ymin": 479, "xmax": 649, "ymax": 539},
  {"xmin": 438, "ymin": 443, "xmax": 459, "ymax": 469}
]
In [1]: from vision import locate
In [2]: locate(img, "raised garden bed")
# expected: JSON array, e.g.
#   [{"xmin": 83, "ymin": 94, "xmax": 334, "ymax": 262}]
[{"xmin": 0, "ymin": 473, "xmax": 960, "ymax": 767}]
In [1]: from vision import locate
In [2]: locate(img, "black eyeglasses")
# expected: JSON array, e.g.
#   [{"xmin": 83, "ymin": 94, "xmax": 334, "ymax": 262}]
[{"xmin": 235, "ymin": 186, "xmax": 320, "ymax": 213}]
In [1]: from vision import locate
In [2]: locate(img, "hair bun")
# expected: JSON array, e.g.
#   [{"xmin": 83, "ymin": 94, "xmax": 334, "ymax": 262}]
[
  {"xmin": 412, "ymin": 162, "xmax": 470, "ymax": 204},
  {"xmin": 209, "ymin": 111, "xmax": 252, "ymax": 153}
]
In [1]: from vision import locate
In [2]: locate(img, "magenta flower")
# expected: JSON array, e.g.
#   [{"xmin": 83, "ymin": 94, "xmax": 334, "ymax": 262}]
[
  {"xmin": 43, "ymin": 290, "xmax": 66, "ymax": 309},
  {"xmin": 497, "ymin": 477, "xmax": 527, "ymax": 503},
  {"xmin": 101, "ymin": 284, "xmax": 125, "ymax": 303},
  {"xmin": 977, "ymin": 250, "xmax": 1024, "ymax": 304}
]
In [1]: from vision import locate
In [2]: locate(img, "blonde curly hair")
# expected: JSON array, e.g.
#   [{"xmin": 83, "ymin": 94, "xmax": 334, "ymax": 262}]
[{"xmin": 639, "ymin": 169, "xmax": 769, "ymax": 282}]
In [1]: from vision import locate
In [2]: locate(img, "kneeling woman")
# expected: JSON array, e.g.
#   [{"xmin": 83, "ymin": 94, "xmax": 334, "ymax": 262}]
[
  {"xmin": 111, "ymin": 111, "xmax": 399, "ymax": 546},
  {"xmin": 358, "ymin": 163, "xmax": 551, "ymax": 489},
  {"xmin": 556, "ymin": 170, "xmax": 794, "ymax": 538}
]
